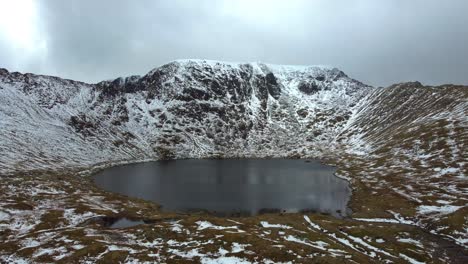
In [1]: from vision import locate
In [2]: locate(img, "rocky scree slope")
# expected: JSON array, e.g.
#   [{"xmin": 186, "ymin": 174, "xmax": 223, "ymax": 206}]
[{"xmin": 0, "ymin": 60, "xmax": 371, "ymax": 174}]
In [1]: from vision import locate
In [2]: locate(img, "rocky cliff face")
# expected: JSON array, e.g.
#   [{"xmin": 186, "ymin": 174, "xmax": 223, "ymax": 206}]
[{"xmin": 0, "ymin": 60, "xmax": 372, "ymax": 174}]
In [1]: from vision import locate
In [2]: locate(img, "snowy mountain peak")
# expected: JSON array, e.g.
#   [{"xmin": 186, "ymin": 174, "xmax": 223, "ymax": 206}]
[
  {"xmin": 90, "ymin": 60, "xmax": 369, "ymax": 105},
  {"xmin": 0, "ymin": 60, "xmax": 373, "ymax": 174},
  {"xmin": 147, "ymin": 59, "xmax": 339, "ymax": 77}
]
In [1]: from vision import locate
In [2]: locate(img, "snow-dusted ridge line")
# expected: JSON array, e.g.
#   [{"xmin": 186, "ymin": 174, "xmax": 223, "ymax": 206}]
[
  {"xmin": 1, "ymin": 59, "xmax": 338, "ymax": 86},
  {"xmin": 164, "ymin": 59, "xmax": 335, "ymax": 70}
]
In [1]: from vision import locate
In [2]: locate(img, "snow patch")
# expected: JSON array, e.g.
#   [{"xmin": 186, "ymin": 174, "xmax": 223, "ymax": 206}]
[
  {"xmin": 417, "ymin": 205, "xmax": 463, "ymax": 215},
  {"xmin": 260, "ymin": 221, "xmax": 292, "ymax": 229}
]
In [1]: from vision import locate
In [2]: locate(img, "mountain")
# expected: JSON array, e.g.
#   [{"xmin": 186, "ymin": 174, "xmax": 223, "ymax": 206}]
[
  {"xmin": 0, "ymin": 60, "xmax": 372, "ymax": 174},
  {"xmin": 0, "ymin": 59, "xmax": 467, "ymax": 248}
]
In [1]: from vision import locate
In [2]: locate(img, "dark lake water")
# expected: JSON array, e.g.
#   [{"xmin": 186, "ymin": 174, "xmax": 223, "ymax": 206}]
[{"xmin": 92, "ymin": 159, "xmax": 350, "ymax": 217}]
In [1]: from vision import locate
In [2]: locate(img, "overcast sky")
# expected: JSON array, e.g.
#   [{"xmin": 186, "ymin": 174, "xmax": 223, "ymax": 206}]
[{"xmin": 0, "ymin": 0, "xmax": 467, "ymax": 86}]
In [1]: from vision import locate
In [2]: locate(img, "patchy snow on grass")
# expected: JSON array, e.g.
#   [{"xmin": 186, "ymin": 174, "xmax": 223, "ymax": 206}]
[
  {"xmin": 284, "ymin": 235, "xmax": 327, "ymax": 251},
  {"xmin": 434, "ymin": 167, "xmax": 460, "ymax": 176},
  {"xmin": 389, "ymin": 211, "xmax": 418, "ymax": 225},
  {"xmin": 399, "ymin": 253, "xmax": 426, "ymax": 264},
  {"xmin": 417, "ymin": 205, "xmax": 463, "ymax": 215},
  {"xmin": 168, "ymin": 220, "xmax": 184, "ymax": 233},
  {"xmin": 0, "ymin": 209, "xmax": 42, "ymax": 235},
  {"xmin": 20, "ymin": 237, "xmax": 42, "ymax": 249},
  {"xmin": 260, "ymin": 221, "xmax": 292, "ymax": 229},
  {"xmin": 354, "ymin": 218, "xmax": 401, "ymax": 224},
  {"xmin": 436, "ymin": 200, "xmax": 453, "ymax": 205},
  {"xmin": 200, "ymin": 256, "xmax": 252, "ymax": 264},
  {"xmin": 343, "ymin": 233, "xmax": 395, "ymax": 258},
  {"xmin": 303, "ymin": 215, "xmax": 322, "ymax": 231},
  {"xmin": 71, "ymin": 244, "xmax": 84, "ymax": 250},
  {"xmin": 0, "ymin": 255, "xmax": 31, "ymax": 264},
  {"xmin": 231, "ymin": 242, "xmax": 249, "ymax": 253},
  {"xmin": 303, "ymin": 215, "xmax": 398, "ymax": 260},
  {"xmin": 196, "ymin": 221, "xmax": 242, "ymax": 232},
  {"xmin": 63, "ymin": 208, "xmax": 99, "ymax": 226},
  {"xmin": 392, "ymin": 188, "xmax": 423, "ymax": 203},
  {"xmin": 0, "ymin": 210, "xmax": 9, "ymax": 221},
  {"xmin": 398, "ymin": 238, "xmax": 424, "ymax": 248},
  {"xmin": 33, "ymin": 246, "xmax": 68, "ymax": 259},
  {"xmin": 107, "ymin": 245, "xmax": 139, "ymax": 254},
  {"xmin": 167, "ymin": 248, "xmax": 205, "ymax": 259}
]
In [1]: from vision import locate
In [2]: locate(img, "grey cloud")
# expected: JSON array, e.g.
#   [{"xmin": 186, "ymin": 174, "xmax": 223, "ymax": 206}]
[{"xmin": 1, "ymin": 0, "xmax": 468, "ymax": 86}]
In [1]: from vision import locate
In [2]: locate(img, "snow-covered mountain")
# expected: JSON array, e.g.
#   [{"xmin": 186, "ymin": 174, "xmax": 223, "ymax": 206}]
[
  {"xmin": 0, "ymin": 60, "xmax": 372, "ymax": 174},
  {"xmin": 1, "ymin": 59, "xmax": 467, "ymax": 251}
]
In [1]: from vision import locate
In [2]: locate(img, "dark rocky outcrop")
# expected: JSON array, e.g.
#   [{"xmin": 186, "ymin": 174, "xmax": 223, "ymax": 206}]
[{"xmin": 298, "ymin": 81, "xmax": 320, "ymax": 94}]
